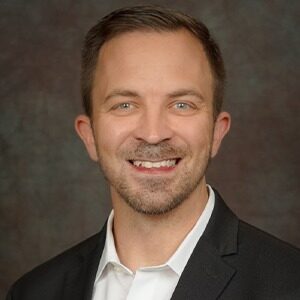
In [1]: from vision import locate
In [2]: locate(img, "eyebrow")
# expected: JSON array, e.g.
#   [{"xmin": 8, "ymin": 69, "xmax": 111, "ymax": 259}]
[
  {"xmin": 104, "ymin": 88, "xmax": 205, "ymax": 103},
  {"xmin": 166, "ymin": 89, "xmax": 205, "ymax": 101},
  {"xmin": 104, "ymin": 89, "xmax": 139, "ymax": 103}
]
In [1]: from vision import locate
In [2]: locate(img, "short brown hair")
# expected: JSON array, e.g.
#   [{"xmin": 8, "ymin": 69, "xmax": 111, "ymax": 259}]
[{"xmin": 81, "ymin": 5, "xmax": 225, "ymax": 119}]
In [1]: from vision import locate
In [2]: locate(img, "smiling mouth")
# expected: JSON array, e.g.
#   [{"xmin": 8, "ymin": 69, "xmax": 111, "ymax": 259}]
[{"xmin": 128, "ymin": 158, "xmax": 181, "ymax": 169}]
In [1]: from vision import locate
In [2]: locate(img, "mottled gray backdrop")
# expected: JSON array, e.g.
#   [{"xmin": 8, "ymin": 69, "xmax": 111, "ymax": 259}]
[{"xmin": 1, "ymin": 0, "xmax": 299, "ymax": 298}]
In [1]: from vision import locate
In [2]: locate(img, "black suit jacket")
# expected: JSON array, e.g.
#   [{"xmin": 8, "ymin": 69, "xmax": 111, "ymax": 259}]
[{"xmin": 7, "ymin": 190, "xmax": 300, "ymax": 299}]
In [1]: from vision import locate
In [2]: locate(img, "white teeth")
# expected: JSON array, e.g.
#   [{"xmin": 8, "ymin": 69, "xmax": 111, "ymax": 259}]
[{"xmin": 132, "ymin": 159, "xmax": 177, "ymax": 168}]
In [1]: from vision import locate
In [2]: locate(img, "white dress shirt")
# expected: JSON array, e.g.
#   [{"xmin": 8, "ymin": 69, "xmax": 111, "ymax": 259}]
[{"xmin": 92, "ymin": 185, "xmax": 215, "ymax": 300}]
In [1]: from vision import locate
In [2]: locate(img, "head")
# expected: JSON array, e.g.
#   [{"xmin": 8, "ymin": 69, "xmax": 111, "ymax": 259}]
[
  {"xmin": 81, "ymin": 5, "xmax": 225, "ymax": 121},
  {"xmin": 75, "ymin": 6, "xmax": 230, "ymax": 216}
]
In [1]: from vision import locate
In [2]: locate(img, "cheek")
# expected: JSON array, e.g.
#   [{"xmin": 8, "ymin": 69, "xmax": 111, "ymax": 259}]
[
  {"xmin": 94, "ymin": 116, "xmax": 135, "ymax": 154},
  {"xmin": 173, "ymin": 117, "xmax": 213, "ymax": 151}
]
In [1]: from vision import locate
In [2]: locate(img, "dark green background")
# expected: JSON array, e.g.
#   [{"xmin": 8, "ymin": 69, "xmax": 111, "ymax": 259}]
[{"xmin": 1, "ymin": 0, "xmax": 299, "ymax": 298}]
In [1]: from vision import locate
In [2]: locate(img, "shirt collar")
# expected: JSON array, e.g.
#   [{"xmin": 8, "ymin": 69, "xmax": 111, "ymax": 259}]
[
  {"xmin": 95, "ymin": 210, "xmax": 120, "ymax": 280},
  {"xmin": 95, "ymin": 185, "xmax": 215, "ymax": 281},
  {"xmin": 166, "ymin": 185, "xmax": 215, "ymax": 275}
]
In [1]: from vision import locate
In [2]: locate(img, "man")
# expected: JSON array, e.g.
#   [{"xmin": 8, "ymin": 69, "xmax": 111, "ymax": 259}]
[{"xmin": 7, "ymin": 5, "xmax": 300, "ymax": 300}]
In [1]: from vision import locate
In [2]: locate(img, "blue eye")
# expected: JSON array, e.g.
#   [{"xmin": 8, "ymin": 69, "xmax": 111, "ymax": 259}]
[
  {"xmin": 175, "ymin": 102, "xmax": 190, "ymax": 110},
  {"xmin": 112, "ymin": 102, "xmax": 132, "ymax": 110},
  {"xmin": 119, "ymin": 103, "xmax": 131, "ymax": 109},
  {"xmin": 110, "ymin": 102, "xmax": 137, "ymax": 115}
]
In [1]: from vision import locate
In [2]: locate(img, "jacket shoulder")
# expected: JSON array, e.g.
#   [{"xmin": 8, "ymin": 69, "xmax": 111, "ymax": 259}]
[
  {"xmin": 238, "ymin": 219, "xmax": 300, "ymax": 261},
  {"xmin": 226, "ymin": 220, "xmax": 300, "ymax": 297},
  {"xmin": 7, "ymin": 231, "xmax": 104, "ymax": 299}
]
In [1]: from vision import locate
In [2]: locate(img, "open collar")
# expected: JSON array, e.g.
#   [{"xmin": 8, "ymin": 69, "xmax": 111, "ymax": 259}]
[
  {"xmin": 61, "ymin": 188, "xmax": 238, "ymax": 300},
  {"xmin": 95, "ymin": 185, "xmax": 216, "ymax": 280}
]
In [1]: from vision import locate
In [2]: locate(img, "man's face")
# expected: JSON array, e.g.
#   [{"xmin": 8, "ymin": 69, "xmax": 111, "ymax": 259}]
[{"xmin": 76, "ymin": 30, "xmax": 230, "ymax": 215}]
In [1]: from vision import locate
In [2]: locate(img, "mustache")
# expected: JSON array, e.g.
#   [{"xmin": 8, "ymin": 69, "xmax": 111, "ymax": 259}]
[{"xmin": 121, "ymin": 141, "xmax": 188, "ymax": 160}]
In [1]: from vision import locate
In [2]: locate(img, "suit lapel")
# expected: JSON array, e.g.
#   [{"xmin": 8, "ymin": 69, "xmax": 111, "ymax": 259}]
[
  {"xmin": 171, "ymin": 240, "xmax": 236, "ymax": 300},
  {"xmin": 62, "ymin": 223, "xmax": 107, "ymax": 300},
  {"xmin": 171, "ymin": 189, "xmax": 239, "ymax": 300}
]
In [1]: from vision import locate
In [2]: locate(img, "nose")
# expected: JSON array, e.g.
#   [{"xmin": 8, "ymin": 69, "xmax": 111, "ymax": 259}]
[{"xmin": 133, "ymin": 108, "xmax": 174, "ymax": 144}]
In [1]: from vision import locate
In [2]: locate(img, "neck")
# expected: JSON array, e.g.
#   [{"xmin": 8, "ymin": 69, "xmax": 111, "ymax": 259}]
[{"xmin": 111, "ymin": 180, "xmax": 208, "ymax": 272}]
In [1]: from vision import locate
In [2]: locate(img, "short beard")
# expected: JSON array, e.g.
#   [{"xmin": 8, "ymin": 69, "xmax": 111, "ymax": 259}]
[
  {"xmin": 116, "ymin": 170, "xmax": 200, "ymax": 215},
  {"xmin": 98, "ymin": 141, "xmax": 212, "ymax": 216}
]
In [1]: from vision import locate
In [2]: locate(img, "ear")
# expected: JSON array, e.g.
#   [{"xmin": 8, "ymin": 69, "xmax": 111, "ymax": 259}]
[
  {"xmin": 74, "ymin": 115, "xmax": 98, "ymax": 161},
  {"xmin": 211, "ymin": 112, "xmax": 231, "ymax": 158}
]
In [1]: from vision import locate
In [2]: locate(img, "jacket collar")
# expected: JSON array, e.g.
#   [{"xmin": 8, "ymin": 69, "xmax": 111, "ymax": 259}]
[
  {"xmin": 202, "ymin": 188, "xmax": 238, "ymax": 256},
  {"xmin": 62, "ymin": 223, "xmax": 107, "ymax": 300}
]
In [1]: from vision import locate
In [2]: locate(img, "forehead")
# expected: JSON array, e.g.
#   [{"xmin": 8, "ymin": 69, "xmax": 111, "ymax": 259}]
[{"xmin": 93, "ymin": 29, "xmax": 213, "ymax": 100}]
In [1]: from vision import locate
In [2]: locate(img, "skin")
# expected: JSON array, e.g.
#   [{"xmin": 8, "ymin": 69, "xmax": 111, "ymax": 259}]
[{"xmin": 75, "ymin": 29, "xmax": 231, "ymax": 271}]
